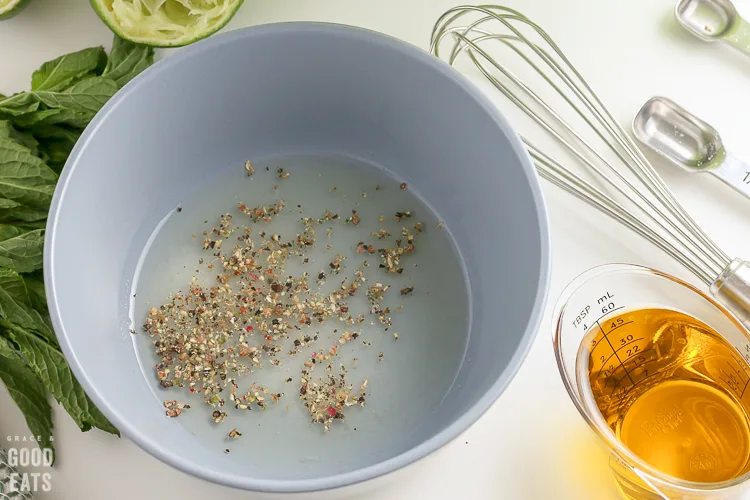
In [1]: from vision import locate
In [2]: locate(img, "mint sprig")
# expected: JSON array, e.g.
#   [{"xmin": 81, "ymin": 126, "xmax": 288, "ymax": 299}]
[{"xmin": 0, "ymin": 36, "xmax": 154, "ymax": 457}]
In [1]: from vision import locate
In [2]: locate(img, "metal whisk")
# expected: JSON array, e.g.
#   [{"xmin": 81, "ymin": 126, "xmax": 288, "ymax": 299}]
[{"xmin": 430, "ymin": 4, "xmax": 750, "ymax": 328}]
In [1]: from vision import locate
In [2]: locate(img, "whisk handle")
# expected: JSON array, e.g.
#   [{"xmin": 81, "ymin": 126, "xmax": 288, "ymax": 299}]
[{"xmin": 711, "ymin": 259, "xmax": 750, "ymax": 329}]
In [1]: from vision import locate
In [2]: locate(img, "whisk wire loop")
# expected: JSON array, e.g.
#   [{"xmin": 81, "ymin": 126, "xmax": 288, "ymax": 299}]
[{"xmin": 431, "ymin": 5, "xmax": 730, "ymax": 283}]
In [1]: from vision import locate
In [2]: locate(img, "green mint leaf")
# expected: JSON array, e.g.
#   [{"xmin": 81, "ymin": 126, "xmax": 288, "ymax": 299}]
[
  {"xmin": 28, "ymin": 124, "xmax": 80, "ymax": 142},
  {"xmin": 6, "ymin": 325, "xmax": 119, "ymax": 436},
  {"xmin": 29, "ymin": 126, "xmax": 78, "ymax": 174},
  {"xmin": 11, "ymin": 109, "xmax": 62, "ymax": 128},
  {"xmin": 0, "ymin": 93, "xmax": 39, "ymax": 117},
  {"xmin": 103, "ymin": 36, "xmax": 154, "ymax": 87},
  {"xmin": 46, "ymin": 162, "xmax": 65, "ymax": 175},
  {"xmin": 0, "ymin": 335, "xmax": 54, "ymax": 455},
  {"xmin": 32, "ymin": 77, "xmax": 118, "ymax": 114},
  {"xmin": 31, "ymin": 47, "xmax": 107, "ymax": 91},
  {"xmin": 18, "ymin": 272, "xmax": 52, "ymax": 334},
  {"xmin": 8, "ymin": 131, "xmax": 39, "ymax": 157},
  {"xmin": 0, "ymin": 137, "xmax": 57, "ymax": 212},
  {"xmin": 13, "ymin": 108, "xmax": 94, "ymax": 130},
  {"xmin": 0, "ymin": 268, "xmax": 55, "ymax": 345},
  {"xmin": 11, "ymin": 221, "xmax": 46, "ymax": 230},
  {"xmin": 30, "ymin": 126, "xmax": 79, "ymax": 173},
  {"xmin": 0, "ymin": 120, "xmax": 39, "ymax": 156},
  {"xmin": 0, "ymin": 225, "xmax": 44, "ymax": 273},
  {"xmin": 22, "ymin": 273, "xmax": 47, "ymax": 315},
  {"xmin": 0, "ymin": 121, "xmax": 16, "ymax": 139},
  {"xmin": 0, "ymin": 199, "xmax": 48, "ymax": 223},
  {"xmin": 39, "ymin": 140, "xmax": 74, "ymax": 174},
  {"xmin": 38, "ymin": 109, "xmax": 93, "ymax": 129}
]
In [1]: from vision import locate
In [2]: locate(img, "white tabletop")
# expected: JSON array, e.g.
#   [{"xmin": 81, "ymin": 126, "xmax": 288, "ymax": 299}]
[{"xmin": 2, "ymin": 0, "xmax": 750, "ymax": 498}]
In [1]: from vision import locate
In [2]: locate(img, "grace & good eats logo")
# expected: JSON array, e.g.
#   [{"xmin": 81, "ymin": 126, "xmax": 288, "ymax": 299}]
[{"xmin": 1, "ymin": 436, "xmax": 53, "ymax": 496}]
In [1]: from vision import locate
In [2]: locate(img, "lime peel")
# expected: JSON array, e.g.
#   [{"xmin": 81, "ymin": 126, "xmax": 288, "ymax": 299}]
[
  {"xmin": 90, "ymin": 0, "xmax": 244, "ymax": 47},
  {"xmin": 0, "ymin": 0, "xmax": 31, "ymax": 20}
]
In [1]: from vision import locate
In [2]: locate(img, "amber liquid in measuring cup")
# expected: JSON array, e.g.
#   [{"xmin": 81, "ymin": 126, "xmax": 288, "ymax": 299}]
[{"xmin": 582, "ymin": 308, "xmax": 750, "ymax": 483}]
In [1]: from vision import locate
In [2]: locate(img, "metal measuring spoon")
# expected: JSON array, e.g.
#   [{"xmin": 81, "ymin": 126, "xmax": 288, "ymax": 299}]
[
  {"xmin": 633, "ymin": 96, "xmax": 750, "ymax": 200},
  {"xmin": 676, "ymin": 0, "xmax": 750, "ymax": 56}
]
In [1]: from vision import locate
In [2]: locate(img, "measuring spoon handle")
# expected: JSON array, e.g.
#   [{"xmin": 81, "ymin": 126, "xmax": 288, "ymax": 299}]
[
  {"xmin": 710, "ymin": 152, "xmax": 750, "ymax": 200},
  {"xmin": 722, "ymin": 15, "xmax": 750, "ymax": 56}
]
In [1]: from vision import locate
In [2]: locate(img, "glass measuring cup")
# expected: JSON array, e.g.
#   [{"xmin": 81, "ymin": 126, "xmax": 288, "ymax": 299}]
[{"xmin": 554, "ymin": 264, "xmax": 750, "ymax": 500}]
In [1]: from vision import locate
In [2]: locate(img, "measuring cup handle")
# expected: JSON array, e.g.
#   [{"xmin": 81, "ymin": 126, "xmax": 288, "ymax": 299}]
[{"xmin": 711, "ymin": 259, "xmax": 750, "ymax": 331}]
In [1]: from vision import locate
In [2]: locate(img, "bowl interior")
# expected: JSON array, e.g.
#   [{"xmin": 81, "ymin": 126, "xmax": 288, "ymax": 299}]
[{"xmin": 46, "ymin": 23, "xmax": 548, "ymax": 491}]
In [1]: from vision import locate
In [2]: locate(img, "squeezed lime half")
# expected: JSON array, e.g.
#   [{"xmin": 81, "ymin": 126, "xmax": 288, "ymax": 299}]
[
  {"xmin": 0, "ymin": 0, "xmax": 31, "ymax": 20},
  {"xmin": 90, "ymin": 0, "xmax": 244, "ymax": 48}
]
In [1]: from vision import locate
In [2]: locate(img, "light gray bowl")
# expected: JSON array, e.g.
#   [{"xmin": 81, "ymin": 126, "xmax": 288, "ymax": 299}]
[{"xmin": 45, "ymin": 23, "xmax": 549, "ymax": 492}]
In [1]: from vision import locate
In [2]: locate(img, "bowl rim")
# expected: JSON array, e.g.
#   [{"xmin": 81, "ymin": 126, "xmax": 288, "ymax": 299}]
[{"xmin": 44, "ymin": 21, "xmax": 550, "ymax": 493}]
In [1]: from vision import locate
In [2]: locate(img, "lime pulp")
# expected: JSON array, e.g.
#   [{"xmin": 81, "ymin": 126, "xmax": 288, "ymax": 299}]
[{"xmin": 90, "ymin": 0, "xmax": 244, "ymax": 48}]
